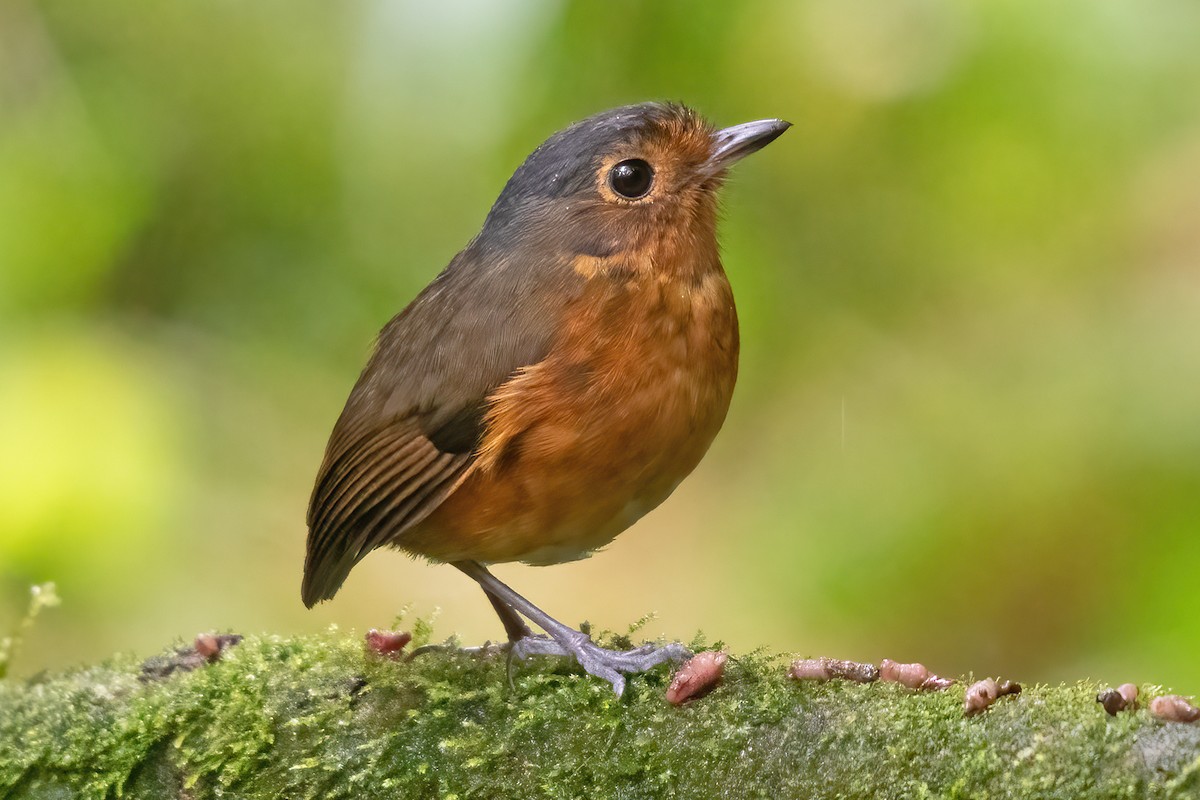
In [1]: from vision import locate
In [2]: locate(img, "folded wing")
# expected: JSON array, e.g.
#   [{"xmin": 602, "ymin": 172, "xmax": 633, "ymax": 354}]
[{"xmin": 301, "ymin": 246, "xmax": 582, "ymax": 606}]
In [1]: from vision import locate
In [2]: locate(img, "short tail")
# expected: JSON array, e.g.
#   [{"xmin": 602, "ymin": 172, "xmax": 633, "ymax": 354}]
[{"xmin": 300, "ymin": 548, "xmax": 358, "ymax": 608}]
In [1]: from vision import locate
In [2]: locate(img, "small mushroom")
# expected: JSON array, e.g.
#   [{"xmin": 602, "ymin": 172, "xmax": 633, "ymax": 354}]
[
  {"xmin": 1097, "ymin": 683, "xmax": 1139, "ymax": 716},
  {"xmin": 193, "ymin": 633, "xmax": 220, "ymax": 659},
  {"xmin": 880, "ymin": 659, "xmax": 953, "ymax": 691},
  {"xmin": 789, "ymin": 657, "xmax": 878, "ymax": 683},
  {"xmin": 194, "ymin": 633, "xmax": 242, "ymax": 662},
  {"xmin": 964, "ymin": 678, "xmax": 1021, "ymax": 716},
  {"xmin": 365, "ymin": 629, "xmax": 412, "ymax": 658},
  {"xmin": 139, "ymin": 632, "xmax": 243, "ymax": 682},
  {"xmin": 667, "ymin": 650, "xmax": 727, "ymax": 705},
  {"xmin": 1150, "ymin": 695, "xmax": 1200, "ymax": 723},
  {"xmin": 789, "ymin": 658, "xmax": 831, "ymax": 681}
]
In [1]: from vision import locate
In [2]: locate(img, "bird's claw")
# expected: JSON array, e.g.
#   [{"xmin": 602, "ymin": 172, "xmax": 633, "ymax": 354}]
[{"xmin": 512, "ymin": 632, "xmax": 691, "ymax": 696}]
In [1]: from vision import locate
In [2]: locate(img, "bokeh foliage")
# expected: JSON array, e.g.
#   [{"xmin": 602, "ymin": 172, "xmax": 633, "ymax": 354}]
[{"xmin": 2, "ymin": 0, "xmax": 1199, "ymax": 687}]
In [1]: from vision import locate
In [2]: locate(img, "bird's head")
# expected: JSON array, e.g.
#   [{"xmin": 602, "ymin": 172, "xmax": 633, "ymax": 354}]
[{"xmin": 478, "ymin": 103, "xmax": 789, "ymax": 271}]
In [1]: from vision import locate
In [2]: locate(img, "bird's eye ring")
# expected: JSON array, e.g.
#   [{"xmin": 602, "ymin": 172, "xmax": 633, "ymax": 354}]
[{"xmin": 608, "ymin": 159, "xmax": 654, "ymax": 199}]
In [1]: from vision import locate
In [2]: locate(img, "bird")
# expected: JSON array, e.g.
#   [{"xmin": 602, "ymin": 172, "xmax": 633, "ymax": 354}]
[{"xmin": 302, "ymin": 102, "xmax": 789, "ymax": 695}]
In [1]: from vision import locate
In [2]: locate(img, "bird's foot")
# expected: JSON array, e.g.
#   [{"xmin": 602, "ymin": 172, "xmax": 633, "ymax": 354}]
[{"xmin": 512, "ymin": 631, "xmax": 691, "ymax": 696}]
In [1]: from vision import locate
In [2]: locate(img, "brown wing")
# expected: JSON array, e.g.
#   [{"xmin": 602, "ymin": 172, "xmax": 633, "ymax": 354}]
[
  {"xmin": 301, "ymin": 241, "xmax": 586, "ymax": 607},
  {"xmin": 302, "ymin": 419, "xmax": 472, "ymax": 607}
]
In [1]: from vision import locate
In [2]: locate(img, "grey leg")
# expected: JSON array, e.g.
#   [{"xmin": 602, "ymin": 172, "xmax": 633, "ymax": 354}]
[
  {"xmin": 407, "ymin": 584, "xmax": 534, "ymax": 661},
  {"xmin": 454, "ymin": 560, "xmax": 690, "ymax": 696},
  {"xmin": 483, "ymin": 586, "xmax": 534, "ymax": 642}
]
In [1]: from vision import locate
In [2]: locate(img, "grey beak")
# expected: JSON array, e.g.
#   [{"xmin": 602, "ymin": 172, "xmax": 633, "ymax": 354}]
[{"xmin": 707, "ymin": 118, "xmax": 791, "ymax": 173}]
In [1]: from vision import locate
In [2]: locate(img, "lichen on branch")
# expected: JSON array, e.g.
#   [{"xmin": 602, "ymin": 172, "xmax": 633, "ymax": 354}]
[{"xmin": 1, "ymin": 630, "xmax": 1198, "ymax": 799}]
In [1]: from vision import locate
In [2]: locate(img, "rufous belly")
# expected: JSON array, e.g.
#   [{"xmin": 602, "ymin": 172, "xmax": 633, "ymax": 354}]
[{"xmin": 400, "ymin": 269, "xmax": 738, "ymax": 565}]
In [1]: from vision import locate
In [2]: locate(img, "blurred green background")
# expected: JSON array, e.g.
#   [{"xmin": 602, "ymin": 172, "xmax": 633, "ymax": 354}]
[{"xmin": 2, "ymin": 0, "xmax": 1199, "ymax": 688}]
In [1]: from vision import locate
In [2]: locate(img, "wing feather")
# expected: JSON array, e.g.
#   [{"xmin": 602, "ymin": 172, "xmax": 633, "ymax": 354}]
[
  {"xmin": 313, "ymin": 432, "xmax": 432, "ymax": 536},
  {"xmin": 301, "ymin": 238, "xmax": 585, "ymax": 606},
  {"xmin": 303, "ymin": 423, "xmax": 471, "ymax": 606}
]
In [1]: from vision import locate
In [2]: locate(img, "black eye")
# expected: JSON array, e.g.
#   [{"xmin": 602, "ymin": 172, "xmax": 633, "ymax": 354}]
[{"xmin": 608, "ymin": 159, "xmax": 654, "ymax": 199}]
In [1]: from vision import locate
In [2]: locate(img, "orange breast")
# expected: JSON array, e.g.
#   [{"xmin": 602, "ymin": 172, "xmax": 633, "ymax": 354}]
[{"xmin": 400, "ymin": 265, "xmax": 739, "ymax": 565}]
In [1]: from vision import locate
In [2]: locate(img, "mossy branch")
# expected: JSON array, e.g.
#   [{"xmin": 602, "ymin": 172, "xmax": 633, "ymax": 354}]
[{"xmin": 2, "ymin": 631, "xmax": 1199, "ymax": 799}]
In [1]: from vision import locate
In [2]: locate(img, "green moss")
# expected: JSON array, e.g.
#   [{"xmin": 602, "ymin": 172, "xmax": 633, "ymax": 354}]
[{"xmin": 2, "ymin": 631, "xmax": 1198, "ymax": 799}]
